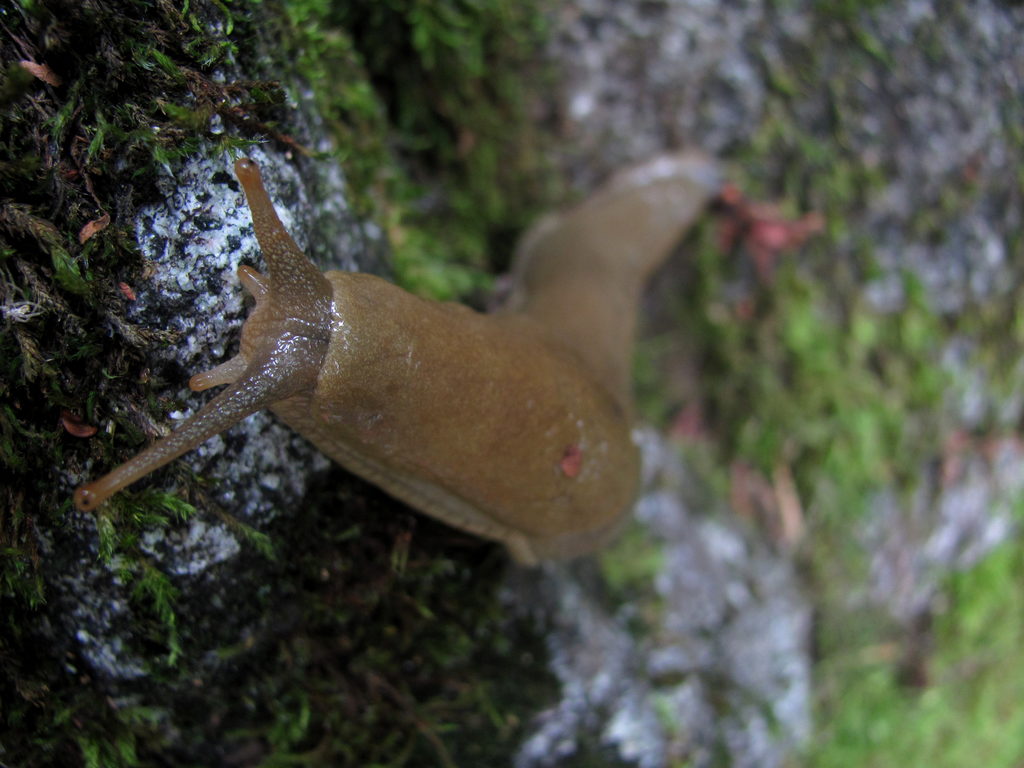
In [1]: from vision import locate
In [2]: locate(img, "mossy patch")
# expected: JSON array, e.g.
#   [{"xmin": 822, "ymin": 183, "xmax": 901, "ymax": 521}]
[
  {"xmin": 2, "ymin": 0, "xmax": 560, "ymax": 765},
  {"xmin": 0, "ymin": 0, "xmax": 284, "ymax": 602},
  {"xmin": 279, "ymin": 0, "xmax": 555, "ymax": 301},
  {"xmin": 1, "ymin": 0, "xmax": 290, "ymax": 762},
  {"xmin": 809, "ymin": 533, "xmax": 1024, "ymax": 768},
  {"xmin": 646, "ymin": 226, "xmax": 947, "ymax": 517},
  {"xmin": 205, "ymin": 476, "xmax": 557, "ymax": 768}
]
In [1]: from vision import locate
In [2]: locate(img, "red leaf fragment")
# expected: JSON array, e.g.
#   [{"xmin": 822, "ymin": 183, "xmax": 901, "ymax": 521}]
[
  {"xmin": 670, "ymin": 401, "xmax": 705, "ymax": 440},
  {"xmin": 717, "ymin": 182, "xmax": 744, "ymax": 207},
  {"xmin": 560, "ymin": 443, "xmax": 582, "ymax": 478},
  {"xmin": 734, "ymin": 296, "xmax": 756, "ymax": 321},
  {"xmin": 61, "ymin": 410, "xmax": 97, "ymax": 438},
  {"xmin": 19, "ymin": 60, "xmax": 62, "ymax": 87},
  {"xmin": 78, "ymin": 213, "xmax": 111, "ymax": 244},
  {"xmin": 118, "ymin": 282, "xmax": 136, "ymax": 301},
  {"xmin": 713, "ymin": 184, "xmax": 824, "ymax": 281}
]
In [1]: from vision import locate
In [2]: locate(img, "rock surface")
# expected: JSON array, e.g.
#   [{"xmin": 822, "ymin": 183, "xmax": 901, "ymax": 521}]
[
  {"xmin": 512, "ymin": 433, "xmax": 810, "ymax": 768},
  {"xmin": 11, "ymin": 0, "xmax": 1024, "ymax": 765},
  {"xmin": 49, "ymin": 99, "xmax": 387, "ymax": 685}
]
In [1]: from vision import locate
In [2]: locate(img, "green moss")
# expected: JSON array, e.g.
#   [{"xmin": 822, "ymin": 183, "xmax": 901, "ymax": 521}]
[
  {"xmin": 187, "ymin": 478, "xmax": 558, "ymax": 768},
  {"xmin": 0, "ymin": 0, "xmax": 284, "ymax": 578},
  {"xmin": 277, "ymin": 0, "xmax": 556, "ymax": 300},
  {"xmin": 643, "ymin": 223, "xmax": 946, "ymax": 522},
  {"xmin": 809, "ymin": 537, "xmax": 1024, "ymax": 768},
  {"xmin": 600, "ymin": 522, "xmax": 666, "ymax": 603},
  {"xmin": 2, "ymin": 1, "xmax": 561, "ymax": 765},
  {"xmin": 0, "ymin": 0, "xmax": 303, "ymax": 764}
]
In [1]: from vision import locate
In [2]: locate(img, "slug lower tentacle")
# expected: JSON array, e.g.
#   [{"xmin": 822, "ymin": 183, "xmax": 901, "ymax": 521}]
[{"xmin": 74, "ymin": 153, "xmax": 718, "ymax": 564}]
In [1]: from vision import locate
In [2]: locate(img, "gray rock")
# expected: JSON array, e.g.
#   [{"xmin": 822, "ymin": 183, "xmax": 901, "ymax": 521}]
[
  {"xmin": 866, "ymin": 437, "xmax": 1024, "ymax": 625},
  {"xmin": 545, "ymin": 0, "xmax": 1024, "ymax": 319},
  {"xmin": 511, "ymin": 432, "xmax": 811, "ymax": 768},
  {"xmin": 51, "ymin": 93, "xmax": 386, "ymax": 684}
]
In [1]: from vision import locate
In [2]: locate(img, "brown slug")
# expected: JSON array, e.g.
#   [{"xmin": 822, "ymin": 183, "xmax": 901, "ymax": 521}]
[{"xmin": 74, "ymin": 153, "xmax": 717, "ymax": 564}]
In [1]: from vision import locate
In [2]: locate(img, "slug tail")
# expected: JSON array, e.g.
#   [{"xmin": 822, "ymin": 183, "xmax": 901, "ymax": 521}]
[{"xmin": 507, "ymin": 151, "xmax": 720, "ymax": 410}]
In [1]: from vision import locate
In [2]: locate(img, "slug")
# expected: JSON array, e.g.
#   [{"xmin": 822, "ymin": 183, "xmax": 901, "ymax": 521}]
[{"xmin": 73, "ymin": 153, "xmax": 717, "ymax": 564}]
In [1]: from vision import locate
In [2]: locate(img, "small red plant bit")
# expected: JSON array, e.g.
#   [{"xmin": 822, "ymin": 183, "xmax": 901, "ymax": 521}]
[
  {"xmin": 19, "ymin": 60, "xmax": 62, "ymax": 87},
  {"xmin": 714, "ymin": 184, "xmax": 824, "ymax": 281},
  {"xmin": 670, "ymin": 401, "xmax": 706, "ymax": 440},
  {"xmin": 118, "ymin": 282, "xmax": 136, "ymax": 301},
  {"xmin": 939, "ymin": 428, "xmax": 973, "ymax": 488},
  {"xmin": 560, "ymin": 443, "xmax": 582, "ymax": 478},
  {"xmin": 61, "ymin": 410, "xmax": 97, "ymax": 438},
  {"xmin": 717, "ymin": 182, "xmax": 745, "ymax": 207},
  {"xmin": 733, "ymin": 296, "xmax": 756, "ymax": 321},
  {"xmin": 78, "ymin": 213, "xmax": 111, "ymax": 244}
]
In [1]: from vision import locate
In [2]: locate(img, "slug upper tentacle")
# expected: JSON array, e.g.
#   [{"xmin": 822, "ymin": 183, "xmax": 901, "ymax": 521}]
[{"xmin": 74, "ymin": 153, "xmax": 718, "ymax": 563}]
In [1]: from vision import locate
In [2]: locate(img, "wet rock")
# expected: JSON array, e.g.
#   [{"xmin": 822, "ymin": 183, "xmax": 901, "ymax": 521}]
[
  {"xmin": 48, "ymin": 89, "xmax": 386, "ymax": 688},
  {"xmin": 866, "ymin": 437, "xmax": 1024, "ymax": 625},
  {"xmin": 511, "ymin": 433, "xmax": 811, "ymax": 768}
]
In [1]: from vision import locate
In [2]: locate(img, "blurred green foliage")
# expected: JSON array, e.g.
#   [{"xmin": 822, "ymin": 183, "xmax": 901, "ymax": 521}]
[
  {"xmin": 810, "ymin": 538, "xmax": 1024, "ymax": 768},
  {"xmin": 282, "ymin": 0, "xmax": 554, "ymax": 300},
  {"xmin": 635, "ymin": 3, "xmax": 1024, "ymax": 766}
]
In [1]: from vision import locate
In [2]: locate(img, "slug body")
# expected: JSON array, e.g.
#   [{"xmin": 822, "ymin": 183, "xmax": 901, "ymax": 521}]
[{"xmin": 74, "ymin": 154, "xmax": 717, "ymax": 564}]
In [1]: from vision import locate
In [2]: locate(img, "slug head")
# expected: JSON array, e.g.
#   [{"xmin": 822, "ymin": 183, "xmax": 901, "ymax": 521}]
[{"xmin": 73, "ymin": 158, "xmax": 333, "ymax": 512}]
